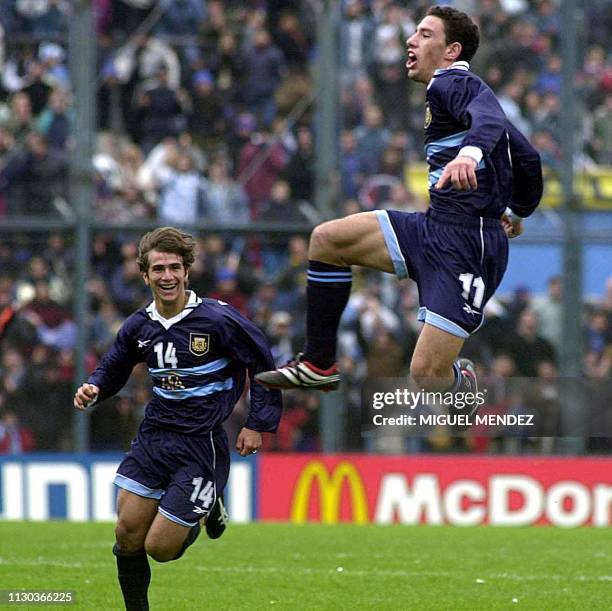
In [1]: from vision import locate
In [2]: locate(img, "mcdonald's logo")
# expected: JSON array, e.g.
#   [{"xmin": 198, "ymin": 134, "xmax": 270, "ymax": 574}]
[{"xmin": 291, "ymin": 461, "xmax": 370, "ymax": 524}]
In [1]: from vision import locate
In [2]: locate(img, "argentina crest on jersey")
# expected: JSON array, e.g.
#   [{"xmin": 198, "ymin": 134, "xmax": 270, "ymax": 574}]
[
  {"xmin": 189, "ymin": 333, "xmax": 210, "ymax": 356},
  {"xmin": 424, "ymin": 103, "xmax": 432, "ymax": 129}
]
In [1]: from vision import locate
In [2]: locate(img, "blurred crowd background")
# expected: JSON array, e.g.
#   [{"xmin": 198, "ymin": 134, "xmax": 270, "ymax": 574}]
[{"xmin": 0, "ymin": 0, "xmax": 610, "ymax": 455}]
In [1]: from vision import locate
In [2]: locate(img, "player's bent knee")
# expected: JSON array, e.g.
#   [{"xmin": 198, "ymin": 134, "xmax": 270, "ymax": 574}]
[
  {"xmin": 144, "ymin": 539, "xmax": 180, "ymax": 564},
  {"xmin": 309, "ymin": 222, "xmax": 340, "ymax": 259},
  {"xmin": 115, "ymin": 520, "xmax": 147, "ymax": 553}
]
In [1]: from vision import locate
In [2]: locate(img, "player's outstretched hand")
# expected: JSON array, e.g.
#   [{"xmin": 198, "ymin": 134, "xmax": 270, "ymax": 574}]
[
  {"xmin": 501, "ymin": 212, "xmax": 523, "ymax": 239},
  {"xmin": 236, "ymin": 427, "xmax": 262, "ymax": 456},
  {"xmin": 435, "ymin": 156, "xmax": 478, "ymax": 191},
  {"xmin": 73, "ymin": 383, "xmax": 100, "ymax": 411}
]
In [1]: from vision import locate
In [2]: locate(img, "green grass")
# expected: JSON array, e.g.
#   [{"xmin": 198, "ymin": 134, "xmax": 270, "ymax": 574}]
[{"xmin": 0, "ymin": 523, "xmax": 611, "ymax": 610}]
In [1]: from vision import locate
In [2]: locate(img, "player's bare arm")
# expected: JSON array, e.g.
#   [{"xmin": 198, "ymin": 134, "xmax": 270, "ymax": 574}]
[
  {"xmin": 236, "ymin": 427, "xmax": 262, "ymax": 456},
  {"xmin": 73, "ymin": 383, "xmax": 99, "ymax": 410}
]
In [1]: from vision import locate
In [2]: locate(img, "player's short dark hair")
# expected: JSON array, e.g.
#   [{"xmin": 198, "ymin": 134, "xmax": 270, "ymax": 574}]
[
  {"xmin": 427, "ymin": 5, "xmax": 479, "ymax": 63},
  {"xmin": 137, "ymin": 227, "xmax": 196, "ymax": 273}
]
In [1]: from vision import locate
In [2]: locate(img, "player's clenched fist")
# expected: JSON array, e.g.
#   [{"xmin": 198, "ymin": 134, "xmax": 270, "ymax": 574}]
[
  {"xmin": 236, "ymin": 427, "xmax": 262, "ymax": 456},
  {"xmin": 73, "ymin": 383, "xmax": 99, "ymax": 410},
  {"xmin": 435, "ymin": 156, "xmax": 478, "ymax": 191}
]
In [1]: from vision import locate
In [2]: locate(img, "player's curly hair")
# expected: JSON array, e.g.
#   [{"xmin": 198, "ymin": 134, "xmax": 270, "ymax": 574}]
[
  {"xmin": 427, "ymin": 6, "xmax": 480, "ymax": 63},
  {"xmin": 137, "ymin": 227, "xmax": 196, "ymax": 273}
]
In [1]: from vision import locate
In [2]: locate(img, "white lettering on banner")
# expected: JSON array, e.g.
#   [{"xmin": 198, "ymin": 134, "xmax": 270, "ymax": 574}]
[
  {"xmin": 592, "ymin": 485, "xmax": 612, "ymax": 527},
  {"xmin": 26, "ymin": 464, "xmax": 88, "ymax": 522},
  {"xmin": 1, "ymin": 463, "xmax": 23, "ymax": 520},
  {"xmin": 546, "ymin": 482, "xmax": 591, "ymax": 527},
  {"xmin": 444, "ymin": 481, "xmax": 486, "ymax": 526},
  {"xmin": 489, "ymin": 476, "xmax": 544, "ymax": 526},
  {"xmin": 374, "ymin": 474, "xmax": 443, "ymax": 524},
  {"xmin": 0, "ymin": 460, "xmax": 610, "ymax": 526},
  {"xmin": 92, "ymin": 463, "xmax": 121, "ymax": 521},
  {"xmin": 227, "ymin": 462, "xmax": 252, "ymax": 523}
]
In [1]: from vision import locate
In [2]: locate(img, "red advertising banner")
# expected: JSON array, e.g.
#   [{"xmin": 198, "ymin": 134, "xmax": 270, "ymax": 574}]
[{"xmin": 258, "ymin": 455, "xmax": 612, "ymax": 527}]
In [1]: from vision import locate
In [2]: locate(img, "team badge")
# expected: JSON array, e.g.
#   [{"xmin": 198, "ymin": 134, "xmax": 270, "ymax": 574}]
[
  {"xmin": 189, "ymin": 333, "xmax": 210, "ymax": 356},
  {"xmin": 424, "ymin": 104, "xmax": 432, "ymax": 129}
]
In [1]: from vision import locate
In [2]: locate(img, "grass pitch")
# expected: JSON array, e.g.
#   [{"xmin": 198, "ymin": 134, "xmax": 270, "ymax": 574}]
[{"xmin": 0, "ymin": 522, "xmax": 610, "ymax": 610}]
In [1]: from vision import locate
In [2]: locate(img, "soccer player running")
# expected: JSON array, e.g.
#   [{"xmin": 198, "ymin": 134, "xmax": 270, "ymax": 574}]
[
  {"xmin": 73, "ymin": 227, "xmax": 282, "ymax": 611},
  {"xmin": 255, "ymin": 6, "xmax": 543, "ymax": 413}
]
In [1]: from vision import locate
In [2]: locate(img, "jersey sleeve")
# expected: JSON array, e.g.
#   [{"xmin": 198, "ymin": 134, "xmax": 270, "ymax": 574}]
[
  {"xmin": 87, "ymin": 318, "xmax": 142, "ymax": 403},
  {"xmin": 506, "ymin": 121, "xmax": 543, "ymax": 218},
  {"xmin": 217, "ymin": 307, "xmax": 283, "ymax": 433},
  {"xmin": 436, "ymin": 76, "xmax": 508, "ymax": 156}
]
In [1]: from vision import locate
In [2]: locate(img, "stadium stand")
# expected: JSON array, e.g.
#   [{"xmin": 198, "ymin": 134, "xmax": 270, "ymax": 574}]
[{"xmin": 0, "ymin": 0, "xmax": 610, "ymax": 453}]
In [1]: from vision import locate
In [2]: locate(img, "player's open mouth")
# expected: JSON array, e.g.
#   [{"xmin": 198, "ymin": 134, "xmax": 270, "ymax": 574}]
[
  {"xmin": 406, "ymin": 51, "xmax": 417, "ymax": 70},
  {"xmin": 159, "ymin": 284, "xmax": 177, "ymax": 294}
]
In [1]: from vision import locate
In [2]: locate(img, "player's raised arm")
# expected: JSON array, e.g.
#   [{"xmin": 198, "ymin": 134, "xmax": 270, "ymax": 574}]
[
  {"xmin": 74, "ymin": 319, "xmax": 142, "ymax": 409},
  {"xmin": 434, "ymin": 79, "xmax": 508, "ymax": 191}
]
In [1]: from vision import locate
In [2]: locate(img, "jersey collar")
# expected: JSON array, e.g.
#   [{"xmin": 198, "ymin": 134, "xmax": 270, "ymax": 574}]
[
  {"xmin": 146, "ymin": 290, "xmax": 202, "ymax": 330},
  {"xmin": 428, "ymin": 61, "xmax": 470, "ymax": 89}
]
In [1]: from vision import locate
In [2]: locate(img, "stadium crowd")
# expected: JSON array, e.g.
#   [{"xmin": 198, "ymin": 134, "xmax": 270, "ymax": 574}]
[{"xmin": 0, "ymin": 0, "xmax": 611, "ymax": 454}]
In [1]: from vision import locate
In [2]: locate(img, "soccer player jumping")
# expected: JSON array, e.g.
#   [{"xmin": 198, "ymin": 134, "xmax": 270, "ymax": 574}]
[
  {"xmin": 74, "ymin": 227, "xmax": 282, "ymax": 611},
  {"xmin": 256, "ymin": 7, "xmax": 543, "ymax": 408}
]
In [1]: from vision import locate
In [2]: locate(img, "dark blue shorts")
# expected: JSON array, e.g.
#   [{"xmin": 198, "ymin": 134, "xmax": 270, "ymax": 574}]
[
  {"xmin": 114, "ymin": 422, "xmax": 230, "ymax": 527},
  {"xmin": 376, "ymin": 209, "xmax": 508, "ymax": 337}
]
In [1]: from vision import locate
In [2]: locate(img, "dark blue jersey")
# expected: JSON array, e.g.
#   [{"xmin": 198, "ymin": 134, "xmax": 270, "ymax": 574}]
[
  {"xmin": 425, "ymin": 61, "xmax": 542, "ymax": 219},
  {"xmin": 88, "ymin": 291, "xmax": 282, "ymax": 435}
]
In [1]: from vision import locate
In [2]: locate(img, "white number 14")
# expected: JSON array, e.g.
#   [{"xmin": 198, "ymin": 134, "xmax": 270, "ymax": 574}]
[{"xmin": 153, "ymin": 342, "xmax": 178, "ymax": 368}]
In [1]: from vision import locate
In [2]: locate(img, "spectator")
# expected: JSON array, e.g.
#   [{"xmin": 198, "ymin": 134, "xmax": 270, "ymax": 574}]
[
  {"xmin": 209, "ymin": 268, "xmax": 248, "ymax": 315},
  {"xmin": 338, "ymin": 0, "xmax": 374, "ymax": 85},
  {"xmin": 38, "ymin": 42, "xmax": 70, "ymax": 90},
  {"xmin": 35, "ymin": 87, "xmax": 73, "ymax": 150},
  {"xmin": 274, "ymin": 11, "xmax": 311, "ymax": 69},
  {"xmin": 155, "ymin": 0, "xmax": 205, "ymax": 38},
  {"xmin": 242, "ymin": 28, "xmax": 285, "ymax": 126},
  {"xmin": 237, "ymin": 125, "xmax": 287, "ymax": 216},
  {"xmin": 134, "ymin": 65, "xmax": 190, "ymax": 152},
  {"xmin": 155, "ymin": 148, "xmax": 207, "ymax": 224},
  {"xmin": 0, "ymin": 409, "xmax": 34, "ymax": 454},
  {"xmin": 353, "ymin": 103, "xmax": 391, "ymax": 175},
  {"xmin": 187, "ymin": 70, "xmax": 225, "ymax": 149},
  {"xmin": 283, "ymin": 125, "xmax": 314, "ymax": 203},
  {"xmin": 14, "ymin": 1, "xmax": 69, "ymax": 35},
  {"xmin": 589, "ymin": 93, "xmax": 612, "ymax": 165},
  {"xmin": 501, "ymin": 309, "xmax": 557, "ymax": 377},
  {"xmin": 203, "ymin": 156, "xmax": 249, "ymax": 225},
  {"xmin": 532, "ymin": 276, "xmax": 563, "ymax": 352},
  {"xmin": 20, "ymin": 60, "xmax": 53, "ymax": 116},
  {"xmin": 7, "ymin": 131, "xmax": 68, "ymax": 215}
]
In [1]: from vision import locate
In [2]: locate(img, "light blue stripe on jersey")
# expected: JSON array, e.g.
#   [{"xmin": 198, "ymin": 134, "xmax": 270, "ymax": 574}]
[
  {"xmin": 375, "ymin": 210, "xmax": 408, "ymax": 279},
  {"xmin": 428, "ymin": 167, "xmax": 444, "ymax": 187},
  {"xmin": 149, "ymin": 357, "xmax": 230, "ymax": 377},
  {"xmin": 425, "ymin": 130, "xmax": 468, "ymax": 159},
  {"xmin": 428, "ymin": 159, "xmax": 486, "ymax": 187},
  {"xmin": 153, "ymin": 377, "xmax": 234, "ymax": 400}
]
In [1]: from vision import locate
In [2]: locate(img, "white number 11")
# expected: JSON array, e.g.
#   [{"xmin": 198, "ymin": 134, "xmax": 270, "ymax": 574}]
[{"xmin": 459, "ymin": 273, "xmax": 485, "ymax": 309}]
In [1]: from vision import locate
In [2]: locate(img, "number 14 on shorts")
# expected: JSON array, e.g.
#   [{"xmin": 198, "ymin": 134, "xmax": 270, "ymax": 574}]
[{"xmin": 190, "ymin": 477, "xmax": 214, "ymax": 509}]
